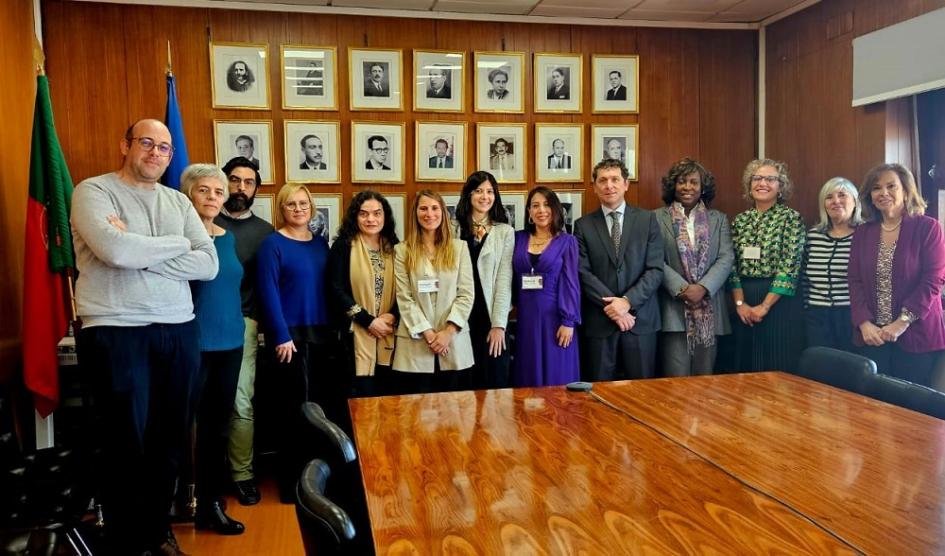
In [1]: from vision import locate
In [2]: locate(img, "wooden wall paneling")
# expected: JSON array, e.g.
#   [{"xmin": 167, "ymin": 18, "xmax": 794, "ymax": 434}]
[{"xmin": 0, "ymin": 0, "xmax": 37, "ymax": 379}]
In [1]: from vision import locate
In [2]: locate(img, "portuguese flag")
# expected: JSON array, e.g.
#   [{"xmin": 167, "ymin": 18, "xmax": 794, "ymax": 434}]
[{"xmin": 22, "ymin": 75, "xmax": 74, "ymax": 418}]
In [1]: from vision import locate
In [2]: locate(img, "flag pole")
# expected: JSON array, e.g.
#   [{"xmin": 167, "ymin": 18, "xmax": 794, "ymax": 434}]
[{"xmin": 166, "ymin": 40, "xmax": 173, "ymax": 77}]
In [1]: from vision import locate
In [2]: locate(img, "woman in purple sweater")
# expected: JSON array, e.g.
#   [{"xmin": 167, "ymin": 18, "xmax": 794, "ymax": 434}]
[{"xmin": 848, "ymin": 163, "xmax": 945, "ymax": 386}]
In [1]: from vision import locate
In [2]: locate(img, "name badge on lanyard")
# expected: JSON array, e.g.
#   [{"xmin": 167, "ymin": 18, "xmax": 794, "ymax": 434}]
[
  {"xmin": 522, "ymin": 273, "xmax": 543, "ymax": 290},
  {"xmin": 417, "ymin": 277, "xmax": 440, "ymax": 293},
  {"xmin": 742, "ymin": 246, "xmax": 761, "ymax": 260}
]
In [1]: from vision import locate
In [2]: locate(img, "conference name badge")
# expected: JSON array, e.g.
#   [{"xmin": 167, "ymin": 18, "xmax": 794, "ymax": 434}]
[
  {"xmin": 418, "ymin": 277, "xmax": 440, "ymax": 293},
  {"xmin": 742, "ymin": 246, "xmax": 761, "ymax": 260},
  {"xmin": 522, "ymin": 274, "xmax": 544, "ymax": 290}
]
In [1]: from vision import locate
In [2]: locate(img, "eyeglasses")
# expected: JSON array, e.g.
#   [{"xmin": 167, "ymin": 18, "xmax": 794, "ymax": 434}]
[
  {"xmin": 750, "ymin": 175, "xmax": 780, "ymax": 184},
  {"xmin": 131, "ymin": 137, "xmax": 174, "ymax": 157},
  {"xmin": 227, "ymin": 175, "xmax": 258, "ymax": 188},
  {"xmin": 284, "ymin": 201, "xmax": 311, "ymax": 211}
]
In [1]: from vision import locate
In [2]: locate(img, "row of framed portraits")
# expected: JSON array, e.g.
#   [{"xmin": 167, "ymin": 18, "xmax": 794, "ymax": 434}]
[
  {"xmin": 251, "ymin": 189, "xmax": 585, "ymax": 246},
  {"xmin": 211, "ymin": 42, "xmax": 639, "ymax": 114},
  {"xmin": 213, "ymin": 120, "xmax": 638, "ymax": 185}
]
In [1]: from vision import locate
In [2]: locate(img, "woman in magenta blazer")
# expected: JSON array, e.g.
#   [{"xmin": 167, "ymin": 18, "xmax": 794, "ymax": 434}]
[{"xmin": 848, "ymin": 163, "xmax": 945, "ymax": 386}]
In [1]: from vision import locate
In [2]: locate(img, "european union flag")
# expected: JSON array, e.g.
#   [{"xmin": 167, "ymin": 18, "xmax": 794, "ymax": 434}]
[{"xmin": 162, "ymin": 73, "xmax": 190, "ymax": 189}]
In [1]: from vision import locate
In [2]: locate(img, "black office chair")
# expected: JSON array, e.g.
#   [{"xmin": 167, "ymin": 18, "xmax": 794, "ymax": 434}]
[
  {"xmin": 295, "ymin": 459, "xmax": 356, "ymax": 555},
  {"xmin": 865, "ymin": 374, "xmax": 945, "ymax": 420},
  {"xmin": 796, "ymin": 346, "xmax": 878, "ymax": 394},
  {"xmin": 301, "ymin": 402, "xmax": 356, "ymax": 464}
]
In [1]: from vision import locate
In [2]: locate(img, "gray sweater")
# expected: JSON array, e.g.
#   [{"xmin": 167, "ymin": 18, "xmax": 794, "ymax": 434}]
[{"xmin": 71, "ymin": 172, "xmax": 218, "ymax": 327}]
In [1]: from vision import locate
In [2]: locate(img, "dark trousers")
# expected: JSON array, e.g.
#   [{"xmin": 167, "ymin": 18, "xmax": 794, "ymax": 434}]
[
  {"xmin": 469, "ymin": 325, "xmax": 510, "ymax": 390},
  {"xmin": 805, "ymin": 306, "xmax": 856, "ymax": 354},
  {"xmin": 194, "ymin": 347, "xmax": 243, "ymax": 506},
  {"xmin": 78, "ymin": 321, "xmax": 200, "ymax": 554},
  {"xmin": 392, "ymin": 358, "xmax": 469, "ymax": 395},
  {"xmin": 583, "ymin": 331, "xmax": 657, "ymax": 381},
  {"xmin": 858, "ymin": 343, "xmax": 940, "ymax": 387}
]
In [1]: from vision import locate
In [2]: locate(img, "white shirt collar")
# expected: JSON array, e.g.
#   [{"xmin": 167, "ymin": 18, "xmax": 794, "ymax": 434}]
[
  {"xmin": 221, "ymin": 207, "xmax": 254, "ymax": 220},
  {"xmin": 602, "ymin": 201, "xmax": 627, "ymax": 218}
]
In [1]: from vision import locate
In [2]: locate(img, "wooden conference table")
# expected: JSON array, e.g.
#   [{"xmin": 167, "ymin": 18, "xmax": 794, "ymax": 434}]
[{"xmin": 348, "ymin": 372, "xmax": 945, "ymax": 554}]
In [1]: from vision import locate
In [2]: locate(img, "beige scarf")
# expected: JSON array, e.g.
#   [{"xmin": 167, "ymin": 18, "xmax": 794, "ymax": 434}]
[{"xmin": 350, "ymin": 235, "xmax": 396, "ymax": 376}]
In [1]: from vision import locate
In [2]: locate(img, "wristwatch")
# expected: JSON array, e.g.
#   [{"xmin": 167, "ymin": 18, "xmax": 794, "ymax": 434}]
[
  {"xmin": 735, "ymin": 300, "xmax": 744, "ymax": 307},
  {"xmin": 899, "ymin": 308, "xmax": 917, "ymax": 324}
]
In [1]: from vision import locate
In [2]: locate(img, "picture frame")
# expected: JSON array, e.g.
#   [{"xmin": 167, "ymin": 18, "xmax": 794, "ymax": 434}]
[
  {"xmin": 591, "ymin": 124, "xmax": 639, "ymax": 181},
  {"xmin": 535, "ymin": 123, "xmax": 583, "ymax": 183},
  {"xmin": 310, "ymin": 193, "xmax": 342, "ymax": 246},
  {"xmin": 281, "ymin": 45, "xmax": 338, "ymax": 111},
  {"xmin": 383, "ymin": 192, "xmax": 407, "ymax": 241},
  {"xmin": 592, "ymin": 55, "xmax": 639, "ymax": 114},
  {"xmin": 349, "ymin": 48, "xmax": 403, "ymax": 111},
  {"xmin": 553, "ymin": 190, "xmax": 583, "ymax": 234},
  {"xmin": 413, "ymin": 49, "xmax": 465, "ymax": 112},
  {"xmin": 473, "ymin": 51, "xmax": 525, "ymax": 114},
  {"xmin": 415, "ymin": 121, "xmax": 467, "ymax": 182},
  {"xmin": 441, "ymin": 193, "xmax": 461, "ymax": 228},
  {"xmin": 213, "ymin": 120, "xmax": 275, "ymax": 184},
  {"xmin": 351, "ymin": 121, "xmax": 406, "ymax": 184},
  {"xmin": 534, "ymin": 53, "xmax": 582, "ymax": 113},
  {"xmin": 210, "ymin": 42, "xmax": 270, "ymax": 110},
  {"xmin": 284, "ymin": 120, "xmax": 341, "ymax": 184},
  {"xmin": 253, "ymin": 193, "xmax": 274, "ymax": 226},
  {"xmin": 477, "ymin": 123, "xmax": 527, "ymax": 184},
  {"xmin": 501, "ymin": 190, "xmax": 527, "ymax": 230}
]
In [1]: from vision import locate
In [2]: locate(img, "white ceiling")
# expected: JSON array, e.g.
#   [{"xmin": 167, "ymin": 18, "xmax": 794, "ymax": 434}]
[{"xmin": 217, "ymin": 0, "xmax": 813, "ymax": 23}]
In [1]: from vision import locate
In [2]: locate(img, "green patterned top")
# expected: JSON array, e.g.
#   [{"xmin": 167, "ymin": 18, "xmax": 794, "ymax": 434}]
[{"xmin": 728, "ymin": 203, "xmax": 806, "ymax": 296}]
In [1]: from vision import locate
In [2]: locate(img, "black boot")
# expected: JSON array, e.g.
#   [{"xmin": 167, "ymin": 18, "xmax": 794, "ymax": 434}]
[{"xmin": 194, "ymin": 499, "xmax": 245, "ymax": 535}]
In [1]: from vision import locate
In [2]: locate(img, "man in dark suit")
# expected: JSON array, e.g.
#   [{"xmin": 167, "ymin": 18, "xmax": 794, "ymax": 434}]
[
  {"xmin": 426, "ymin": 66, "xmax": 451, "ymax": 99},
  {"xmin": 299, "ymin": 134, "xmax": 327, "ymax": 170},
  {"xmin": 546, "ymin": 138, "xmax": 572, "ymax": 170},
  {"xmin": 364, "ymin": 63, "xmax": 389, "ymax": 97},
  {"xmin": 428, "ymin": 138, "xmax": 453, "ymax": 169},
  {"xmin": 574, "ymin": 159, "xmax": 663, "ymax": 381},
  {"xmin": 547, "ymin": 67, "xmax": 570, "ymax": 100},
  {"xmin": 234, "ymin": 135, "xmax": 261, "ymax": 171},
  {"xmin": 365, "ymin": 135, "xmax": 391, "ymax": 170},
  {"xmin": 606, "ymin": 70, "xmax": 627, "ymax": 101}
]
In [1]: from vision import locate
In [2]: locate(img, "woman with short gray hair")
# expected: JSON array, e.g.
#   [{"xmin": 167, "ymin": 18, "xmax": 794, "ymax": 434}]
[{"xmin": 181, "ymin": 163, "xmax": 247, "ymax": 535}]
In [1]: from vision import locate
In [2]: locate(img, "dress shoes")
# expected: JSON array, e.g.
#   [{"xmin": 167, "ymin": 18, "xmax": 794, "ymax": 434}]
[
  {"xmin": 195, "ymin": 499, "xmax": 246, "ymax": 535},
  {"xmin": 234, "ymin": 479, "xmax": 260, "ymax": 505}
]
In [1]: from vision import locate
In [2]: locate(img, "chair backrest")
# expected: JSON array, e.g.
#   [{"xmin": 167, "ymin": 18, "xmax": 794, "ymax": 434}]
[
  {"xmin": 295, "ymin": 459, "xmax": 356, "ymax": 556},
  {"xmin": 796, "ymin": 347, "xmax": 878, "ymax": 394},
  {"xmin": 865, "ymin": 374, "xmax": 945, "ymax": 420},
  {"xmin": 300, "ymin": 402, "xmax": 357, "ymax": 464}
]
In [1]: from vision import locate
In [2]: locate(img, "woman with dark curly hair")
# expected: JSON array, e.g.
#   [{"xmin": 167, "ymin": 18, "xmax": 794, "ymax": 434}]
[
  {"xmin": 454, "ymin": 171, "xmax": 515, "ymax": 389},
  {"xmin": 728, "ymin": 159, "xmax": 806, "ymax": 372},
  {"xmin": 326, "ymin": 190, "xmax": 400, "ymax": 397},
  {"xmin": 655, "ymin": 158, "xmax": 734, "ymax": 376}
]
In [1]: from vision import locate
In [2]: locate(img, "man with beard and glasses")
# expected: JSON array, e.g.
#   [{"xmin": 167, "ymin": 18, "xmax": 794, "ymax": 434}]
[{"xmin": 214, "ymin": 156, "xmax": 273, "ymax": 506}]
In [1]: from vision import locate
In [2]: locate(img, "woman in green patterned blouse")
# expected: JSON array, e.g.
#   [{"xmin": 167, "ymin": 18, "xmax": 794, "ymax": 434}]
[{"xmin": 728, "ymin": 159, "xmax": 806, "ymax": 372}]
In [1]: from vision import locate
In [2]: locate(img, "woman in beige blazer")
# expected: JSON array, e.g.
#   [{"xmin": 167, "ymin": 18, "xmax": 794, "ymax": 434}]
[
  {"xmin": 454, "ymin": 171, "xmax": 515, "ymax": 390},
  {"xmin": 393, "ymin": 189, "xmax": 475, "ymax": 393}
]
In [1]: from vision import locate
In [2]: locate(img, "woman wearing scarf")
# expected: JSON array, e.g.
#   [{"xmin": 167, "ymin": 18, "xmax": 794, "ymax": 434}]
[
  {"xmin": 655, "ymin": 158, "xmax": 734, "ymax": 376},
  {"xmin": 327, "ymin": 190, "xmax": 400, "ymax": 397}
]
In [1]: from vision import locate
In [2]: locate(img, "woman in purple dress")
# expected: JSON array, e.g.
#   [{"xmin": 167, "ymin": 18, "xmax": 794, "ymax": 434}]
[{"xmin": 512, "ymin": 187, "xmax": 581, "ymax": 386}]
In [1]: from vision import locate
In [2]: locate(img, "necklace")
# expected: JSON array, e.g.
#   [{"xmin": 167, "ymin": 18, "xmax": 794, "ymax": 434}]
[{"xmin": 881, "ymin": 219, "xmax": 902, "ymax": 232}]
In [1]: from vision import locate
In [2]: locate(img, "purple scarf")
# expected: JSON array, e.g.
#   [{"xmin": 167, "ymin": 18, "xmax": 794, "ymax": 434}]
[{"xmin": 670, "ymin": 202, "xmax": 714, "ymax": 351}]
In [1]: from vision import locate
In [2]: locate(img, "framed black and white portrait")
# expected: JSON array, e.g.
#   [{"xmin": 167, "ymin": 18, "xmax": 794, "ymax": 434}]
[
  {"xmin": 349, "ymin": 48, "xmax": 403, "ymax": 111},
  {"xmin": 591, "ymin": 124, "xmax": 639, "ymax": 181},
  {"xmin": 284, "ymin": 120, "xmax": 340, "ymax": 184},
  {"xmin": 501, "ymin": 191, "xmax": 527, "ymax": 230},
  {"xmin": 213, "ymin": 120, "xmax": 274, "ymax": 184},
  {"xmin": 534, "ymin": 53, "xmax": 582, "ymax": 113},
  {"xmin": 310, "ymin": 193, "xmax": 342, "ymax": 246},
  {"xmin": 413, "ymin": 49, "xmax": 464, "ymax": 112},
  {"xmin": 473, "ymin": 51, "xmax": 525, "ymax": 114},
  {"xmin": 351, "ymin": 121, "xmax": 405, "ymax": 184},
  {"xmin": 281, "ymin": 45, "xmax": 338, "ymax": 111},
  {"xmin": 440, "ymin": 193, "xmax": 461, "ymax": 227},
  {"xmin": 253, "ymin": 194, "xmax": 274, "ymax": 226},
  {"xmin": 477, "ymin": 123, "xmax": 527, "ymax": 184},
  {"xmin": 210, "ymin": 42, "xmax": 270, "ymax": 110},
  {"xmin": 592, "ymin": 55, "xmax": 639, "ymax": 113},
  {"xmin": 553, "ymin": 190, "xmax": 583, "ymax": 234},
  {"xmin": 415, "ymin": 121, "xmax": 467, "ymax": 183},
  {"xmin": 382, "ymin": 192, "xmax": 406, "ymax": 241},
  {"xmin": 535, "ymin": 123, "xmax": 583, "ymax": 183}
]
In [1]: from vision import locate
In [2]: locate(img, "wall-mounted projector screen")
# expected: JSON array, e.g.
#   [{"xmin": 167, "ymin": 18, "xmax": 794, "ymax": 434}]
[{"xmin": 852, "ymin": 7, "xmax": 945, "ymax": 107}]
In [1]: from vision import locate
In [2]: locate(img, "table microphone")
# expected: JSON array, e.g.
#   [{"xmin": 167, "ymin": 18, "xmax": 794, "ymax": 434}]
[{"xmin": 566, "ymin": 381, "xmax": 593, "ymax": 392}]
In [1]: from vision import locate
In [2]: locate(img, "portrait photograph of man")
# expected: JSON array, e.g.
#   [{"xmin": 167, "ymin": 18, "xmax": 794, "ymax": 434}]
[
  {"xmin": 426, "ymin": 65, "xmax": 452, "ymax": 99},
  {"xmin": 489, "ymin": 137, "xmax": 514, "ymax": 171},
  {"xmin": 363, "ymin": 61, "xmax": 390, "ymax": 97},
  {"xmin": 233, "ymin": 135, "xmax": 261, "ymax": 169},
  {"xmin": 546, "ymin": 67, "xmax": 570, "ymax": 100},
  {"xmin": 309, "ymin": 207, "xmax": 331, "ymax": 241},
  {"xmin": 547, "ymin": 138, "xmax": 572, "ymax": 170},
  {"xmin": 297, "ymin": 60, "xmax": 324, "ymax": 96},
  {"xmin": 603, "ymin": 136, "xmax": 626, "ymax": 163},
  {"xmin": 212, "ymin": 43, "xmax": 270, "ymax": 109},
  {"xmin": 428, "ymin": 137, "xmax": 454, "ymax": 169},
  {"xmin": 227, "ymin": 60, "xmax": 255, "ymax": 93},
  {"xmin": 606, "ymin": 70, "xmax": 627, "ymax": 100},
  {"xmin": 299, "ymin": 134, "xmax": 327, "ymax": 170},
  {"xmin": 365, "ymin": 135, "xmax": 392, "ymax": 171},
  {"xmin": 591, "ymin": 55, "xmax": 638, "ymax": 113}
]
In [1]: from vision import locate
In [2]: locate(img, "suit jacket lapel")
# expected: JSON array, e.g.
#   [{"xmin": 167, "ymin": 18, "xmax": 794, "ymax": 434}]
[
  {"xmin": 593, "ymin": 209, "xmax": 618, "ymax": 266},
  {"xmin": 616, "ymin": 207, "xmax": 633, "ymax": 262}
]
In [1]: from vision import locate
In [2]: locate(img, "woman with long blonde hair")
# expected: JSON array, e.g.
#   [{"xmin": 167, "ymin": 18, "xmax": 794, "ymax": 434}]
[{"xmin": 392, "ymin": 190, "xmax": 475, "ymax": 393}]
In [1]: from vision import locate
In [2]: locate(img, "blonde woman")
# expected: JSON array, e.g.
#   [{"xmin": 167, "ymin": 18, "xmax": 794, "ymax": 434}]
[{"xmin": 393, "ymin": 190, "xmax": 475, "ymax": 393}]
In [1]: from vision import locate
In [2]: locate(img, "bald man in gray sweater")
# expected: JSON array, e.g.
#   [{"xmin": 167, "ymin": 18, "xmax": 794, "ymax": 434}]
[{"xmin": 72, "ymin": 119, "xmax": 217, "ymax": 556}]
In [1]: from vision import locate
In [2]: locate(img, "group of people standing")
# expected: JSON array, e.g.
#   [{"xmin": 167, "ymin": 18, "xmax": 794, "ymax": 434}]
[{"xmin": 70, "ymin": 118, "xmax": 945, "ymax": 556}]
